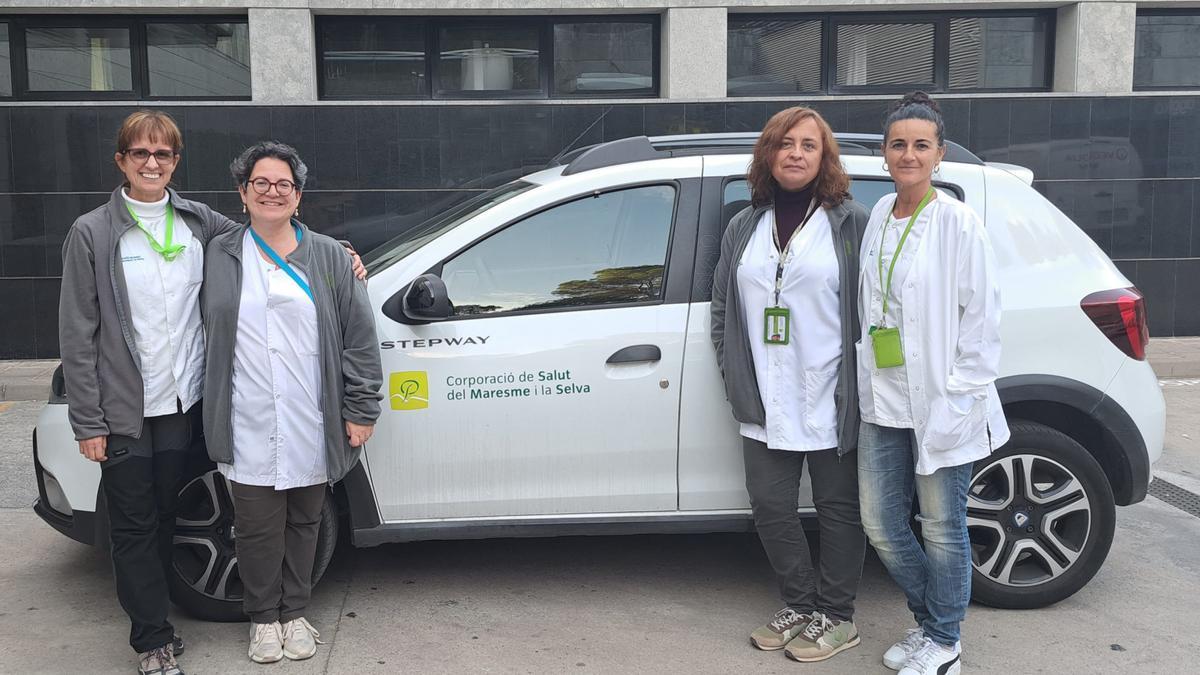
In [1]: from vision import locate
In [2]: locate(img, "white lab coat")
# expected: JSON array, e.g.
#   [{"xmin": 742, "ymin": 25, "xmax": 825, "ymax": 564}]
[
  {"xmin": 737, "ymin": 207, "xmax": 842, "ymax": 451},
  {"xmin": 857, "ymin": 189, "xmax": 1010, "ymax": 475}
]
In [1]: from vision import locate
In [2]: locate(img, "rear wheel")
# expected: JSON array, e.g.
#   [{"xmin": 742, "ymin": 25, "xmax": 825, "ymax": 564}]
[
  {"xmin": 167, "ymin": 468, "xmax": 338, "ymax": 622},
  {"xmin": 967, "ymin": 421, "xmax": 1115, "ymax": 609}
]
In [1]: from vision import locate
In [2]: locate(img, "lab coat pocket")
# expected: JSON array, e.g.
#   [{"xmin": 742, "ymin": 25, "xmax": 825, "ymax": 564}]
[
  {"xmin": 923, "ymin": 394, "xmax": 985, "ymax": 453},
  {"xmin": 804, "ymin": 366, "xmax": 839, "ymax": 432},
  {"xmin": 853, "ymin": 340, "xmax": 871, "ymax": 401}
]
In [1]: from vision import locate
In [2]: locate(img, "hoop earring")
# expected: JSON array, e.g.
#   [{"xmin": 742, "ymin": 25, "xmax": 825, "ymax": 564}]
[
  {"xmin": 882, "ymin": 162, "xmax": 889, "ymax": 172},
  {"xmin": 934, "ymin": 163, "xmax": 941, "ymax": 174}
]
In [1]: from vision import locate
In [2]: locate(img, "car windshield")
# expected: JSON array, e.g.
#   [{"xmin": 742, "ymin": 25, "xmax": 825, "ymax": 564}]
[{"xmin": 363, "ymin": 180, "xmax": 536, "ymax": 274}]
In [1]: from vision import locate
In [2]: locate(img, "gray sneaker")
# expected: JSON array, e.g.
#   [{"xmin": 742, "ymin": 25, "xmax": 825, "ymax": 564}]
[
  {"xmin": 784, "ymin": 611, "xmax": 861, "ymax": 662},
  {"xmin": 281, "ymin": 617, "xmax": 324, "ymax": 661},
  {"xmin": 749, "ymin": 608, "xmax": 812, "ymax": 651},
  {"xmin": 248, "ymin": 621, "xmax": 285, "ymax": 664},
  {"xmin": 137, "ymin": 644, "xmax": 183, "ymax": 675}
]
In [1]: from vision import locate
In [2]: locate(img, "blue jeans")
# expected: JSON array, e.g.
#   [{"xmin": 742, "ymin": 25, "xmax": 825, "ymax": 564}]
[{"xmin": 858, "ymin": 421, "xmax": 973, "ymax": 646}]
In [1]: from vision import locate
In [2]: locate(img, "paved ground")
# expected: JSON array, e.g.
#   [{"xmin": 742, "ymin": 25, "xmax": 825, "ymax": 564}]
[{"xmin": 1, "ymin": 385, "xmax": 1199, "ymax": 673}]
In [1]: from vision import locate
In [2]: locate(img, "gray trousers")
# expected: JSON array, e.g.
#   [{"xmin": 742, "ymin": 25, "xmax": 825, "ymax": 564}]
[
  {"xmin": 230, "ymin": 482, "xmax": 326, "ymax": 624},
  {"xmin": 743, "ymin": 438, "xmax": 866, "ymax": 621}
]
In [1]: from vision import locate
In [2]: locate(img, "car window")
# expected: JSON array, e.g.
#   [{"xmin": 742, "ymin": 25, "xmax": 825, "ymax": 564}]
[
  {"xmin": 363, "ymin": 180, "xmax": 536, "ymax": 275},
  {"xmin": 441, "ymin": 184, "xmax": 676, "ymax": 316},
  {"xmin": 719, "ymin": 176, "xmax": 965, "ymax": 232}
]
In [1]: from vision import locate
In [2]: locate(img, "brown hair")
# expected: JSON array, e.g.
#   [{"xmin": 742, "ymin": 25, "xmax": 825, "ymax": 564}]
[
  {"xmin": 748, "ymin": 107, "xmax": 850, "ymax": 208},
  {"xmin": 115, "ymin": 109, "xmax": 183, "ymax": 154}
]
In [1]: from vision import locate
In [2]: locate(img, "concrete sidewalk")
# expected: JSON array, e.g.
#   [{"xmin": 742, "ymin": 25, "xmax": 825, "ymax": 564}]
[{"xmin": 3, "ymin": 338, "xmax": 1199, "ymax": 402}]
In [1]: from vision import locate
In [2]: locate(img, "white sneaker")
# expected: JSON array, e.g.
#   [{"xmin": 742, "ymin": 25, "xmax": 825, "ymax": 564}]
[
  {"xmin": 884, "ymin": 628, "xmax": 927, "ymax": 670},
  {"xmin": 281, "ymin": 617, "xmax": 324, "ymax": 661},
  {"xmin": 898, "ymin": 637, "xmax": 962, "ymax": 675},
  {"xmin": 248, "ymin": 622, "xmax": 284, "ymax": 664}
]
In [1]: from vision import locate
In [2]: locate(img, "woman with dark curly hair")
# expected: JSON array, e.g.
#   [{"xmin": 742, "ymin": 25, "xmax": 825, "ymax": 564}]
[
  {"xmin": 710, "ymin": 106, "xmax": 870, "ymax": 663},
  {"xmin": 856, "ymin": 92, "xmax": 1009, "ymax": 675},
  {"xmin": 202, "ymin": 141, "xmax": 382, "ymax": 665}
]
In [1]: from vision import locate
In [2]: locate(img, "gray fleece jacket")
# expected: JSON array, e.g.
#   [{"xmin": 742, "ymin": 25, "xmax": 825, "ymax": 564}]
[
  {"xmin": 201, "ymin": 221, "xmax": 383, "ymax": 484},
  {"xmin": 58, "ymin": 187, "xmax": 238, "ymax": 441},
  {"xmin": 710, "ymin": 198, "xmax": 869, "ymax": 455}
]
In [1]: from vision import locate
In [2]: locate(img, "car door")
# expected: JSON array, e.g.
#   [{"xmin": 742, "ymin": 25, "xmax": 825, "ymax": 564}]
[{"xmin": 370, "ymin": 175, "xmax": 700, "ymax": 521}]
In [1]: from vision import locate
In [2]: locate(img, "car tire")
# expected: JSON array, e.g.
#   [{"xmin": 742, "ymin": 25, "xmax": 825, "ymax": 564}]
[
  {"xmin": 967, "ymin": 420, "xmax": 1115, "ymax": 609},
  {"xmin": 167, "ymin": 467, "xmax": 339, "ymax": 622}
]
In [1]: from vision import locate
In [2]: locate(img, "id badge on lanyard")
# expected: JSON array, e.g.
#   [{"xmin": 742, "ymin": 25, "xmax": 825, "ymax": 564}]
[
  {"xmin": 870, "ymin": 187, "xmax": 935, "ymax": 368},
  {"xmin": 764, "ymin": 198, "xmax": 816, "ymax": 346}
]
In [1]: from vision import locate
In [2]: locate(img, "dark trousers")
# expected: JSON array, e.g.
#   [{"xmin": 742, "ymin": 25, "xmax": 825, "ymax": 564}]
[
  {"xmin": 101, "ymin": 411, "xmax": 193, "ymax": 653},
  {"xmin": 743, "ymin": 438, "xmax": 866, "ymax": 621},
  {"xmin": 230, "ymin": 482, "xmax": 326, "ymax": 624}
]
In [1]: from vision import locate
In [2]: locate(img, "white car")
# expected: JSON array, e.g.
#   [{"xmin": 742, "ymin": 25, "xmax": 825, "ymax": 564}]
[{"xmin": 33, "ymin": 133, "xmax": 1165, "ymax": 620}]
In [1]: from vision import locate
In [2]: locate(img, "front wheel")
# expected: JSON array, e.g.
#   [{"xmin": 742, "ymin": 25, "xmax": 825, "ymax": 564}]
[
  {"xmin": 967, "ymin": 421, "xmax": 1116, "ymax": 609},
  {"xmin": 167, "ymin": 468, "xmax": 339, "ymax": 622}
]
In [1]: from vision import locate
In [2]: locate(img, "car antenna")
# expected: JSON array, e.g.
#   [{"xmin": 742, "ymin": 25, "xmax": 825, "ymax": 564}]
[{"xmin": 550, "ymin": 105, "xmax": 614, "ymax": 165}]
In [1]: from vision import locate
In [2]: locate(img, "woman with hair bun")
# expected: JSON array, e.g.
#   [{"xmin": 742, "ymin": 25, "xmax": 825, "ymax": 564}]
[
  {"xmin": 855, "ymin": 91, "xmax": 1009, "ymax": 675},
  {"xmin": 711, "ymin": 106, "xmax": 870, "ymax": 663}
]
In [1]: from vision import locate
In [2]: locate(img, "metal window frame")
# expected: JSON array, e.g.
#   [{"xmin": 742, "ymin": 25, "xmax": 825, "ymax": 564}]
[
  {"xmin": 727, "ymin": 9, "xmax": 1055, "ymax": 97},
  {"xmin": 314, "ymin": 15, "xmax": 661, "ymax": 101},
  {"xmin": 0, "ymin": 14, "xmax": 250, "ymax": 102},
  {"xmin": 1133, "ymin": 9, "xmax": 1200, "ymax": 91}
]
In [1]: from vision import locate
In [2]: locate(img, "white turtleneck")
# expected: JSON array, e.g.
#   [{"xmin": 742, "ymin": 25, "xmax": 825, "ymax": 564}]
[{"xmin": 119, "ymin": 189, "xmax": 205, "ymax": 417}]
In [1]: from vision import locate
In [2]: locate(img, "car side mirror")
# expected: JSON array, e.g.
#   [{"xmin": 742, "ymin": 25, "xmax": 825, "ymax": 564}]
[{"xmin": 399, "ymin": 273, "xmax": 452, "ymax": 323}]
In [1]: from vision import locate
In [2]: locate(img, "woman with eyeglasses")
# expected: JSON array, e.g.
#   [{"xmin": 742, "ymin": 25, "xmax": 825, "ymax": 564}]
[
  {"xmin": 59, "ymin": 112, "xmax": 366, "ymax": 675},
  {"xmin": 201, "ymin": 141, "xmax": 382, "ymax": 665},
  {"xmin": 58, "ymin": 110, "xmax": 236, "ymax": 675}
]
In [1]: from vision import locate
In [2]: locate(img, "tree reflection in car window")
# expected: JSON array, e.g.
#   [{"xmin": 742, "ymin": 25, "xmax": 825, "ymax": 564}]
[{"xmin": 442, "ymin": 185, "xmax": 675, "ymax": 314}]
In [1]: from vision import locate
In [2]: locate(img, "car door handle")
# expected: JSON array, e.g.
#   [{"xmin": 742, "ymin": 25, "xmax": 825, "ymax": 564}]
[{"xmin": 607, "ymin": 345, "xmax": 662, "ymax": 364}]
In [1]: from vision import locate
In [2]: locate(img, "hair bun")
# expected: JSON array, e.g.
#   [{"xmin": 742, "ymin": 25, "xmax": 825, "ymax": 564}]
[{"xmin": 895, "ymin": 91, "xmax": 940, "ymax": 114}]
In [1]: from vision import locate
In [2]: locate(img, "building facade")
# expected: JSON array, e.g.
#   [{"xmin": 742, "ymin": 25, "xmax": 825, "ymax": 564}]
[{"xmin": 1, "ymin": 1, "xmax": 1198, "ymax": 358}]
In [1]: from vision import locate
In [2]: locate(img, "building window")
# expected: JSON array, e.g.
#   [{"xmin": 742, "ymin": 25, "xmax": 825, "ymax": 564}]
[
  {"xmin": 1135, "ymin": 11, "xmax": 1200, "ymax": 89},
  {"xmin": 834, "ymin": 22, "xmax": 935, "ymax": 88},
  {"xmin": 727, "ymin": 19, "xmax": 821, "ymax": 96},
  {"xmin": 948, "ymin": 16, "xmax": 1050, "ymax": 90},
  {"xmin": 728, "ymin": 11, "xmax": 1053, "ymax": 96},
  {"xmin": 319, "ymin": 18, "xmax": 427, "ymax": 97},
  {"xmin": 0, "ymin": 24, "xmax": 12, "ymax": 96},
  {"xmin": 25, "ymin": 26, "xmax": 133, "ymax": 93},
  {"xmin": 553, "ymin": 21, "xmax": 655, "ymax": 96},
  {"xmin": 146, "ymin": 22, "xmax": 249, "ymax": 97},
  {"xmin": 316, "ymin": 16, "xmax": 659, "ymax": 100},
  {"xmin": 436, "ymin": 23, "xmax": 542, "ymax": 96},
  {"xmin": 0, "ymin": 15, "xmax": 249, "ymax": 100}
]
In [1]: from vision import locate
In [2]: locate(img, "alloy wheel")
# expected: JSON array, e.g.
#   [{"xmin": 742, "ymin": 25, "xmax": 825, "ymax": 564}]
[
  {"xmin": 967, "ymin": 453, "xmax": 1092, "ymax": 587},
  {"xmin": 173, "ymin": 470, "xmax": 243, "ymax": 603}
]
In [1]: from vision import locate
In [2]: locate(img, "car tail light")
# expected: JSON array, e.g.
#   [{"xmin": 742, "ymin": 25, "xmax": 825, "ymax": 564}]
[{"xmin": 1080, "ymin": 287, "xmax": 1149, "ymax": 361}]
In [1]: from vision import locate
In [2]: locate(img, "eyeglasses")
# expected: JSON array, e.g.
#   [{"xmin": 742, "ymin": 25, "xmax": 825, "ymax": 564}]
[
  {"xmin": 247, "ymin": 178, "xmax": 296, "ymax": 196},
  {"xmin": 121, "ymin": 148, "xmax": 177, "ymax": 164}
]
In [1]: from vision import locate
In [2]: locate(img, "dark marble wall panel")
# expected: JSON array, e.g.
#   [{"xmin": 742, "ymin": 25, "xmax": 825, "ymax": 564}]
[
  {"xmin": 1137, "ymin": 259, "xmax": 1177, "ymax": 337},
  {"xmin": 4, "ymin": 94, "xmax": 1200, "ymax": 358},
  {"xmin": 0, "ymin": 278, "xmax": 36, "ymax": 358}
]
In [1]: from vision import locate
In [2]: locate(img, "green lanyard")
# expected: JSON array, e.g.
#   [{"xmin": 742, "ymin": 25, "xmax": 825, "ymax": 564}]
[
  {"xmin": 125, "ymin": 202, "xmax": 186, "ymax": 262},
  {"xmin": 876, "ymin": 187, "xmax": 935, "ymax": 326}
]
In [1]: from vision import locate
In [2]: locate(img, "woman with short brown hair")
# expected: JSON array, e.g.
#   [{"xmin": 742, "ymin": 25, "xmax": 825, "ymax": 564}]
[
  {"xmin": 710, "ymin": 106, "xmax": 870, "ymax": 663},
  {"xmin": 59, "ymin": 109, "xmax": 237, "ymax": 675}
]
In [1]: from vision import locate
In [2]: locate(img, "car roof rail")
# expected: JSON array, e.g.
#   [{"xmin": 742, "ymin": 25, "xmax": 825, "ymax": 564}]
[{"xmin": 556, "ymin": 131, "xmax": 983, "ymax": 175}]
